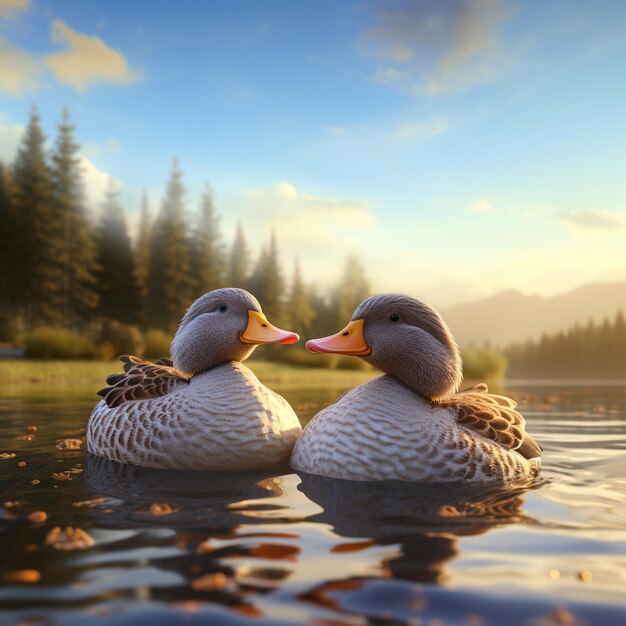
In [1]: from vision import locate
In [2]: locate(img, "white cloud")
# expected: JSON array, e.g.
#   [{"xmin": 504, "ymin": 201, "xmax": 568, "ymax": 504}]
[
  {"xmin": 82, "ymin": 138, "xmax": 122, "ymax": 157},
  {"xmin": 0, "ymin": 36, "xmax": 43, "ymax": 95},
  {"xmin": 394, "ymin": 116, "xmax": 449, "ymax": 142},
  {"xmin": 320, "ymin": 115, "xmax": 451, "ymax": 154},
  {"xmin": 0, "ymin": 17, "xmax": 140, "ymax": 95},
  {"xmin": 559, "ymin": 209, "xmax": 624, "ymax": 232},
  {"xmin": 0, "ymin": 0, "xmax": 29, "ymax": 20},
  {"xmin": 361, "ymin": 0, "xmax": 512, "ymax": 95},
  {"xmin": 44, "ymin": 20, "xmax": 140, "ymax": 91},
  {"xmin": 467, "ymin": 198, "xmax": 493, "ymax": 214},
  {"xmin": 244, "ymin": 181, "xmax": 374, "ymax": 240},
  {"xmin": 82, "ymin": 143, "xmax": 100, "ymax": 158},
  {"xmin": 374, "ymin": 66, "xmax": 407, "ymax": 83},
  {"xmin": 81, "ymin": 137, "xmax": 122, "ymax": 158},
  {"xmin": 79, "ymin": 155, "xmax": 114, "ymax": 211},
  {"xmin": 0, "ymin": 115, "xmax": 23, "ymax": 161},
  {"xmin": 236, "ymin": 182, "xmax": 375, "ymax": 285}
]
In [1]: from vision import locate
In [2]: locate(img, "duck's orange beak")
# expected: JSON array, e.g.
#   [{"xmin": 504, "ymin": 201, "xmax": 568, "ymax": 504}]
[
  {"xmin": 240, "ymin": 311, "xmax": 299, "ymax": 345},
  {"xmin": 306, "ymin": 319, "xmax": 371, "ymax": 356}
]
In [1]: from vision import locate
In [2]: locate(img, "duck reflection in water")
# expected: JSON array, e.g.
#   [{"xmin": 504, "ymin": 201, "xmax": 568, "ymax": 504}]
[
  {"xmin": 84, "ymin": 454, "xmax": 305, "ymax": 618},
  {"xmin": 84, "ymin": 455, "xmax": 538, "ymax": 622},
  {"xmin": 296, "ymin": 472, "xmax": 538, "ymax": 618},
  {"xmin": 84, "ymin": 453, "xmax": 296, "ymax": 529}
]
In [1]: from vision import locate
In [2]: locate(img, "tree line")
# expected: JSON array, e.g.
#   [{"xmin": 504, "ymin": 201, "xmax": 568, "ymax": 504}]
[
  {"xmin": 505, "ymin": 311, "xmax": 626, "ymax": 378},
  {"xmin": 6, "ymin": 108, "xmax": 619, "ymax": 378},
  {"xmin": 0, "ymin": 107, "xmax": 370, "ymax": 351}
]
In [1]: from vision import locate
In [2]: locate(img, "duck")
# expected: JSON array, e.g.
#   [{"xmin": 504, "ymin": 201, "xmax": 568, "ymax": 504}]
[
  {"xmin": 291, "ymin": 293, "xmax": 542, "ymax": 482},
  {"xmin": 87, "ymin": 288, "xmax": 302, "ymax": 470}
]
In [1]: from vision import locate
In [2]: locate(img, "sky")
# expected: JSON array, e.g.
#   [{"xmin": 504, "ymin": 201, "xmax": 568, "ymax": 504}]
[{"xmin": 1, "ymin": 0, "xmax": 625, "ymax": 307}]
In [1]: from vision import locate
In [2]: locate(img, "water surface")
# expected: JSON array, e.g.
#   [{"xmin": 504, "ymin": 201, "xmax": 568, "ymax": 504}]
[{"xmin": 1, "ymin": 380, "xmax": 625, "ymax": 625}]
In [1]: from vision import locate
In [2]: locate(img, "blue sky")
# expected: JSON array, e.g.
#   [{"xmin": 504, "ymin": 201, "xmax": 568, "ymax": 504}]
[{"xmin": 1, "ymin": 0, "xmax": 625, "ymax": 306}]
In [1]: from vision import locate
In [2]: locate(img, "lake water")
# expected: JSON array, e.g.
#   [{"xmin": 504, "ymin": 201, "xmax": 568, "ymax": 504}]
[{"xmin": 1, "ymin": 380, "xmax": 625, "ymax": 625}]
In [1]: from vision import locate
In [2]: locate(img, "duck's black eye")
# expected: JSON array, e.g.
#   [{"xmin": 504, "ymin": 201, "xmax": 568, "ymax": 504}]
[
  {"xmin": 390, "ymin": 313, "xmax": 400, "ymax": 322},
  {"xmin": 219, "ymin": 304, "xmax": 227, "ymax": 312}
]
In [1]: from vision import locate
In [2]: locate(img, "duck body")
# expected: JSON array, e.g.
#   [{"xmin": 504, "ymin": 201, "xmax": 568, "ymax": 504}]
[
  {"xmin": 88, "ymin": 362, "xmax": 301, "ymax": 470},
  {"xmin": 291, "ymin": 293, "xmax": 542, "ymax": 483},
  {"xmin": 87, "ymin": 288, "xmax": 302, "ymax": 470},
  {"xmin": 291, "ymin": 374, "xmax": 539, "ymax": 482}
]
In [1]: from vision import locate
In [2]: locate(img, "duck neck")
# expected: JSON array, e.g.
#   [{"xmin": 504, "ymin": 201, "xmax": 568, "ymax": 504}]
[
  {"xmin": 367, "ymin": 343, "xmax": 462, "ymax": 402},
  {"xmin": 189, "ymin": 361, "xmax": 245, "ymax": 384}
]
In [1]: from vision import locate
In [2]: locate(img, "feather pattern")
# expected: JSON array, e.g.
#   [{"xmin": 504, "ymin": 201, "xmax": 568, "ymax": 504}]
[
  {"xmin": 87, "ymin": 288, "xmax": 302, "ymax": 470},
  {"xmin": 291, "ymin": 375, "xmax": 541, "ymax": 482},
  {"xmin": 96, "ymin": 355, "xmax": 190, "ymax": 408},
  {"xmin": 291, "ymin": 292, "xmax": 542, "ymax": 483},
  {"xmin": 88, "ymin": 362, "xmax": 302, "ymax": 470},
  {"xmin": 437, "ymin": 384, "xmax": 543, "ymax": 459}
]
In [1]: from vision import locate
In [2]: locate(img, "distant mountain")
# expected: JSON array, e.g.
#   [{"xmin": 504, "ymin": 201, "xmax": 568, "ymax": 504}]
[{"xmin": 442, "ymin": 281, "xmax": 626, "ymax": 347}]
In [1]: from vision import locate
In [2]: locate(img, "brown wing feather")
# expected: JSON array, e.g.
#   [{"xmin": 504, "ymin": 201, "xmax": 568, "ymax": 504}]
[
  {"xmin": 96, "ymin": 355, "xmax": 190, "ymax": 408},
  {"xmin": 438, "ymin": 384, "xmax": 542, "ymax": 459}
]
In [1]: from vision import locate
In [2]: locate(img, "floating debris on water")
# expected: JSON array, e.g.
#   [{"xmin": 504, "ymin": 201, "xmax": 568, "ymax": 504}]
[
  {"xmin": 0, "ymin": 381, "xmax": 623, "ymax": 624},
  {"xmin": 149, "ymin": 503, "xmax": 175, "ymax": 516},
  {"xmin": 72, "ymin": 497, "xmax": 106, "ymax": 508},
  {"xmin": 51, "ymin": 472, "xmax": 72, "ymax": 481},
  {"xmin": 0, "ymin": 452, "xmax": 16, "ymax": 460},
  {"xmin": 27, "ymin": 511, "xmax": 48, "ymax": 523},
  {"xmin": 55, "ymin": 438, "xmax": 83, "ymax": 450},
  {"xmin": 45, "ymin": 526, "xmax": 95, "ymax": 550},
  {"xmin": 3, "ymin": 569, "xmax": 41, "ymax": 584}
]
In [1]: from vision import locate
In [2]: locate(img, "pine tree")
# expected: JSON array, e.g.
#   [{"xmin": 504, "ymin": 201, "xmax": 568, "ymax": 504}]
[
  {"xmin": 264, "ymin": 231, "xmax": 285, "ymax": 321},
  {"xmin": 95, "ymin": 181, "xmax": 140, "ymax": 324},
  {"xmin": 330, "ymin": 255, "xmax": 371, "ymax": 325},
  {"xmin": 309, "ymin": 284, "xmax": 337, "ymax": 338},
  {"xmin": 147, "ymin": 159, "xmax": 193, "ymax": 331},
  {"xmin": 504, "ymin": 312, "xmax": 626, "ymax": 378},
  {"xmin": 287, "ymin": 257, "xmax": 315, "ymax": 337},
  {"xmin": 11, "ymin": 107, "xmax": 62, "ymax": 327},
  {"xmin": 0, "ymin": 163, "xmax": 16, "ymax": 338},
  {"xmin": 51, "ymin": 108, "xmax": 99, "ymax": 328},
  {"xmin": 247, "ymin": 245, "xmax": 268, "ymax": 297},
  {"xmin": 227, "ymin": 221, "xmax": 250, "ymax": 288},
  {"xmin": 134, "ymin": 190, "xmax": 151, "ymax": 324},
  {"xmin": 190, "ymin": 183, "xmax": 224, "ymax": 297},
  {"xmin": 247, "ymin": 231, "xmax": 284, "ymax": 323}
]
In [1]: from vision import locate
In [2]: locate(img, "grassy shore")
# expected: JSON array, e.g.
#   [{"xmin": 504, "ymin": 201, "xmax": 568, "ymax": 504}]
[{"xmin": 0, "ymin": 359, "xmax": 378, "ymax": 390}]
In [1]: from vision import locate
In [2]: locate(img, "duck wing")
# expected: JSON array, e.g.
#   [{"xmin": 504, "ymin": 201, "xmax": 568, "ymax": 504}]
[
  {"xmin": 96, "ymin": 355, "xmax": 190, "ymax": 408},
  {"xmin": 438, "ymin": 384, "xmax": 543, "ymax": 459}
]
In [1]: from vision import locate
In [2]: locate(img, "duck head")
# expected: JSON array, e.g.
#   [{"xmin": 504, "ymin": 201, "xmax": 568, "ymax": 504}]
[
  {"xmin": 306, "ymin": 294, "xmax": 462, "ymax": 401},
  {"xmin": 171, "ymin": 288, "xmax": 299, "ymax": 376}
]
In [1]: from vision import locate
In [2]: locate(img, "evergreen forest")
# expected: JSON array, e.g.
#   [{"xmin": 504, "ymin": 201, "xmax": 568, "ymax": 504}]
[
  {"xmin": 505, "ymin": 312, "xmax": 626, "ymax": 378},
  {"xmin": 2, "ymin": 108, "xmax": 624, "ymax": 379},
  {"xmin": 0, "ymin": 107, "xmax": 371, "ymax": 366}
]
